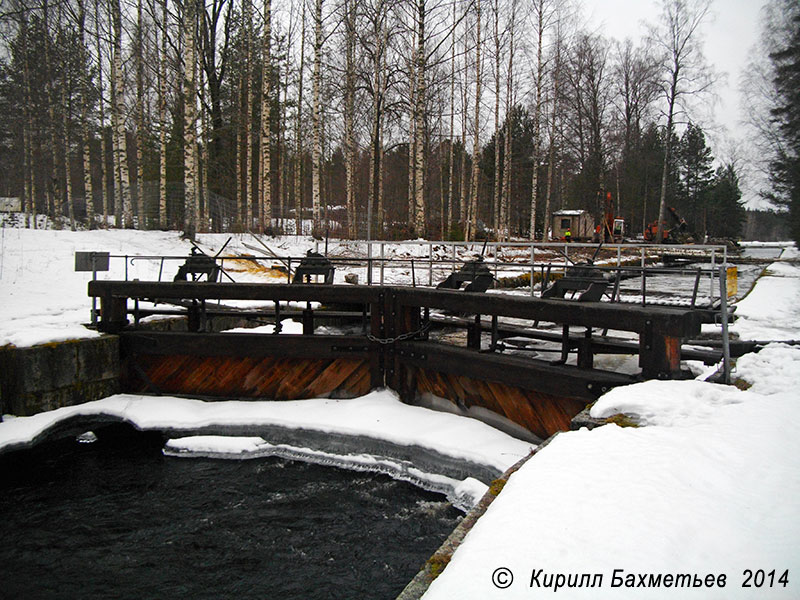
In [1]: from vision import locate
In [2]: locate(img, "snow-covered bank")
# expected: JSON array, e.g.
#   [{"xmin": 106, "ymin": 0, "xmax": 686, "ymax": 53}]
[
  {"xmin": 0, "ymin": 389, "xmax": 534, "ymax": 511},
  {"xmin": 420, "ymin": 254, "xmax": 800, "ymax": 599}
]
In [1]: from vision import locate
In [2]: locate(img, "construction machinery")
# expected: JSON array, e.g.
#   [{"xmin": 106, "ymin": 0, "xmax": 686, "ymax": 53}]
[
  {"xmin": 643, "ymin": 206, "xmax": 690, "ymax": 243},
  {"xmin": 595, "ymin": 189, "xmax": 625, "ymax": 243}
]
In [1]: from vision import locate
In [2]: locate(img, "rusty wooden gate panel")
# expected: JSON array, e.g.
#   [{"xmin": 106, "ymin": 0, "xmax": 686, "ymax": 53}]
[
  {"xmin": 124, "ymin": 353, "xmax": 372, "ymax": 400},
  {"xmin": 412, "ymin": 366, "xmax": 587, "ymax": 440}
]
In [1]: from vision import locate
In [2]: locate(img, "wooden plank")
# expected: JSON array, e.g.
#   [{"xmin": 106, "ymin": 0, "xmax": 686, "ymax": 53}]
[
  {"xmin": 398, "ymin": 341, "xmax": 632, "ymax": 401},
  {"xmin": 125, "ymin": 354, "xmax": 371, "ymax": 400}
]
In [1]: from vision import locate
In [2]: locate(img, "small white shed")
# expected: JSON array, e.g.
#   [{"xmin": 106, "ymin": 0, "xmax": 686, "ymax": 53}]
[{"xmin": 551, "ymin": 209, "xmax": 594, "ymax": 240}]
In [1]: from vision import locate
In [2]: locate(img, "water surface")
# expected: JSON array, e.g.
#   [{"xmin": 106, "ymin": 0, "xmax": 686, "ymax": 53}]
[{"xmin": 0, "ymin": 426, "xmax": 461, "ymax": 599}]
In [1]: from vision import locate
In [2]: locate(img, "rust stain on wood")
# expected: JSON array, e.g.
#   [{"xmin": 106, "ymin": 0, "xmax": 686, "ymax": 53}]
[
  {"xmin": 412, "ymin": 366, "xmax": 586, "ymax": 439},
  {"xmin": 125, "ymin": 354, "xmax": 371, "ymax": 400}
]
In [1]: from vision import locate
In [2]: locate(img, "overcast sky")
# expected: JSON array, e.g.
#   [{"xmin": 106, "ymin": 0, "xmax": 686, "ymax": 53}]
[{"xmin": 580, "ymin": 0, "xmax": 768, "ymax": 206}]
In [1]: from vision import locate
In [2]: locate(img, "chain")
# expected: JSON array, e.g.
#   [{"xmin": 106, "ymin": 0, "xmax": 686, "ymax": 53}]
[{"xmin": 367, "ymin": 321, "xmax": 431, "ymax": 345}]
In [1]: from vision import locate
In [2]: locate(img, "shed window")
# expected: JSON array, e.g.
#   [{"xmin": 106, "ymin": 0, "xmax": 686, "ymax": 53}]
[{"xmin": 560, "ymin": 218, "xmax": 571, "ymax": 229}]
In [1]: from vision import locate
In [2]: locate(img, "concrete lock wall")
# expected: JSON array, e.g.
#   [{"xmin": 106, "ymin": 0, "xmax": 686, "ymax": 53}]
[
  {"xmin": 0, "ymin": 314, "xmax": 269, "ymax": 418},
  {"xmin": 0, "ymin": 336, "xmax": 121, "ymax": 417}
]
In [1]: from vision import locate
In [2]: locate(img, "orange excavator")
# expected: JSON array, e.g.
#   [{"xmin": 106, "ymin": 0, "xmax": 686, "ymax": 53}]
[
  {"xmin": 643, "ymin": 206, "xmax": 690, "ymax": 243},
  {"xmin": 595, "ymin": 189, "xmax": 625, "ymax": 242}
]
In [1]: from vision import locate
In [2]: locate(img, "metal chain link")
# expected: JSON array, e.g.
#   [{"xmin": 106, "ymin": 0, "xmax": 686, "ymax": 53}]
[{"xmin": 367, "ymin": 321, "xmax": 431, "ymax": 345}]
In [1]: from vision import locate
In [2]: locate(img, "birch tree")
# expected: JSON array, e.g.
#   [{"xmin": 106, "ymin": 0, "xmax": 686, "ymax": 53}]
[
  {"xmin": 498, "ymin": 0, "xmax": 516, "ymax": 241},
  {"xmin": 112, "ymin": 0, "xmax": 132, "ymax": 228},
  {"xmin": 158, "ymin": 0, "xmax": 168, "ymax": 227},
  {"xmin": 466, "ymin": 0, "xmax": 482, "ymax": 241},
  {"xmin": 260, "ymin": 0, "xmax": 273, "ymax": 231},
  {"xmin": 293, "ymin": 0, "xmax": 306, "ymax": 235},
  {"xmin": 183, "ymin": 0, "xmax": 198, "ymax": 236},
  {"xmin": 343, "ymin": 0, "xmax": 357, "ymax": 237},
  {"xmin": 651, "ymin": 0, "xmax": 713, "ymax": 242},
  {"xmin": 311, "ymin": 0, "xmax": 324, "ymax": 230}
]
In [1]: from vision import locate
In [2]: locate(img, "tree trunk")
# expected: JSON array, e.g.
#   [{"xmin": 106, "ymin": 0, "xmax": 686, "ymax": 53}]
[
  {"xmin": 500, "ymin": 0, "xmax": 516, "ymax": 241},
  {"xmin": 344, "ymin": 0, "xmax": 356, "ymax": 238},
  {"xmin": 293, "ymin": 1, "xmax": 306, "ymax": 235},
  {"xmin": 76, "ymin": 0, "xmax": 94, "ymax": 228},
  {"xmin": 413, "ymin": 0, "xmax": 427, "ymax": 235},
  {"xmin": 467, "ymin": 0, "xmax": 482, "ymax": 241},
  {"xmin": 183, "ymin": 0, "xmax": 198, "ymax": 237},
  {"xmin": 62, "ymin": 65, "xmax": 76, "ymax": 230},
  {"xmin": 530, "ymin": 0, "xmax": 545, "ymax": 239},
  {"xmin": 135, "ymin": 0, "xmax": 145, "ymax": 228},
  {"xmin": 407, "ymin": 37, "xmax": 417, "ymax": 229},
  {"xmin": 112, "ymin": 0, "xmax": 132, "ymax": 228},
  {"xmin": 311, "ymin": 0, "xmax": 323, "ymax": 231},
  {"xmin": 20, "ymin": 7, "xmax": 34, "ymax": 228},
  {"xmin": 260, "ymin": 0, "xmax": 273, "ymax": 231},
  {"xmin": 447, "ymin": 0, "xmax": 457, "ymax": 237},
  {"xmin": 492, "ymin": 0, "xmax": 501, "ymax": 234},
  {"xmin": 159, "ymin": 0, "xmax": 168, "ymax": 228}
]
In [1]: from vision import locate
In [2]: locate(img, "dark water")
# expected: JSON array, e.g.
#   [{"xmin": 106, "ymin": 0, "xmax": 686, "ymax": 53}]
[{"xmin": 0, "ymin": 426, "xmax": 462, "ymax": 600}]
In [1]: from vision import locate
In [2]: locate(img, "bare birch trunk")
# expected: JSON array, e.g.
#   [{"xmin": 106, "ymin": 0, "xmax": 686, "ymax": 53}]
[
  {"xmin": 467, "ymin": 0, "xmax": 482, "ymax": 241},
  {"xmin": 159, "ymin": 0, "xmax": 168, "ymax": 227},
  {"xmin": 243, "ymin": 0, "xmax": 253, "ymax": 229},
  {"xmin": 499, "ymin": 0, "xmax": 516, "ymax": 241},
  {"xmin": 20, "ymin": 8, "xmax": 34, "ymax": 227},
  {"xmin": 413, "ymin": 0, "xmax": 427, "ymax": 235},
  {"xmin": 44, "ymin": 0, "xmax": 61, "ymax": 222},
  {"xmin": 492, "ymin": 0, "xmax": 501, "ymax": 233},
  {"xmin": 293, "ymin": 2, "xmax": 306, "ymax": 235},
  {"xmin": 310, "ymin": 0, "xmax": 323, "ymax": 231},
  {"xmin": 343, "ymin": 0, "xmax": 356, "ymax": 238},
  {"xmin": 407, "ymin": 38, "xmax": 417, "ymax": 229},
  {"xmin": 530, "ymin": 0, "xmax": 545, "ymax": 240},
  {"xmin": 76, "ymin": 0, "xmax": 94, "ymax": 228},
  {"xmin": 183, "ymin": 0, "xmax": 198, "ymax": 237},
  {"xmin": 260, "ymin": 0, "xmax": 273, "ymax": 231},
  {"xmin": 446, "ymin": 0, "xmax": 456, "ymax": 237},
  {"xmin": 95, "ymin": 0, "xmax": 108, "ymax": 227},
  {"xmin": 135, "ymin": 0, "xmax": 144, "ymax": 228},
  {"xmin": 112, "ymin": 0, "xmax": 132, "ymax": 228},
  {"xmin": 543, "ymin": 38, "xmax": 561, "ymax": 243},
  {"xmin": 62, "ymin": 68, "xmax": 76, "ymax": 230}
]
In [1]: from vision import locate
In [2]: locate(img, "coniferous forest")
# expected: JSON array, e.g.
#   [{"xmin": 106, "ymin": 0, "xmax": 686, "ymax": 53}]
[{"xmin": 0, "ymin": 0, "xmax": 797, "ymax": 243}]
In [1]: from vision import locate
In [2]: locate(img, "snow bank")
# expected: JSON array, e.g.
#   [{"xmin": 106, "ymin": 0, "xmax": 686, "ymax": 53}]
[
  {"xmin": 0, "ymin": 389, "xmax": 534, "ymax": 511},
  {"xmin": 422, "ymin": 249, "xmax": 800, "ymax": 599},
  {"xmin": 729, "ymin": 258, "xmax": 800, "ymax": 340}
]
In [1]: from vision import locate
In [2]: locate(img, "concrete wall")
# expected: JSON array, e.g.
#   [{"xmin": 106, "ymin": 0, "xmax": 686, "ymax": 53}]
[
  {"xmin": 0, "ymin": 314, "xmax": 273, "ymax": 418},
  {"xmin": 0, "ymin": 336, "xmax": 120, "ymax": 417}
]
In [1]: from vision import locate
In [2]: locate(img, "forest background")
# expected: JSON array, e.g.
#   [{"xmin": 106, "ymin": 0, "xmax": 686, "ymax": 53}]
[{"xmin": 0, "ymin": 0, "xmax": 797, "ymax": 243}]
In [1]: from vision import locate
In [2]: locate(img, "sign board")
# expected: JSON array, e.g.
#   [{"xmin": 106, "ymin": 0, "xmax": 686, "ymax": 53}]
[
  {"xmin": 0, "ymin": 197, "xmax": 22, "ymax": 212},
  {"xmin": 75, "ymin": 251, "xmax": 110, "ymax": 272},
  {"xmin": 726, "ymin": 265, "xmax": 738, "ymax": 298}
]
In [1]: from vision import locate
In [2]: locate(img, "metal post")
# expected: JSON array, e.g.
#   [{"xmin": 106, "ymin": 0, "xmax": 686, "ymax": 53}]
[
  {"xmin": 710, "ymin": 249, "xmax": 716, "ymax": 300},
  {"xmin": 530, "ymin": 244, "xmax": 535, "ymax": 297},
  {"xmin": 367, "ymin": 242, "xmax": 372, "ymax": 285},
  {"xmin": 380, "ymin": 242, "xmax": 385, "ymax": 285},
  {"xmin": 429, "ymin": 242, "xmax": 434, "ymax": 286},
  {"xmin": 91, "ymin": 254, "xmax": 98, "ymax": 326},
  {"xmin": 640, "ymin": 247, "xmax": 645, "ymax": 302},
  {"xmin": 719, "ymin": 265, "xmax": 731, "ymax": 384}
]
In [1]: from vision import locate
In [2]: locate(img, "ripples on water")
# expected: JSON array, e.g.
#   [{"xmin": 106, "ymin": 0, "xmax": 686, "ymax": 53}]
[{"xmin": 0, "ymin": 425, "xmax": 462, "ymax": 599}]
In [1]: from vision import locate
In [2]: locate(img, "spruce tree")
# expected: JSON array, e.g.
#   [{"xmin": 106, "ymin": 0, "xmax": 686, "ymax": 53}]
[{"xmin": 768, "ymin": 9, "xmax": 800, "ymax": 245}]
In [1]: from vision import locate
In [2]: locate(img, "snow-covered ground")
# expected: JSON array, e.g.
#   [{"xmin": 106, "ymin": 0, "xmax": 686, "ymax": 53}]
[
  {"xmin": 1, "ymin": 225, "xmax": 799, "ymax": 598},
  {"xmin": 422, "ymin": 247, "xmax": 800, "ymax": 599}
]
